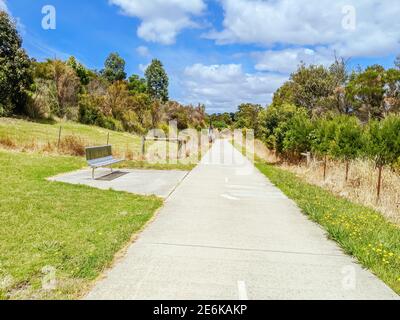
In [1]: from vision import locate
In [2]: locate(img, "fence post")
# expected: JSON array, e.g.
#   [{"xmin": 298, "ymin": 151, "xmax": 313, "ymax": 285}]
[
  {"xmin": 57, "ymin": 126, "xmax": 62, "ymax": 150},
  {"xmin": 107, "ymin": 132, "xmax": 110, "ymax": 145},
  {"xmin": 141, "ymin": 136, "xmax": 146, "ymax": 157},
  {"xmin": 184, "ymin": 140, "xmax": 187, "ymax": 158},
  {"xmin": 177, "ymin": 140, "xmax": 182, "ymax": 161}
]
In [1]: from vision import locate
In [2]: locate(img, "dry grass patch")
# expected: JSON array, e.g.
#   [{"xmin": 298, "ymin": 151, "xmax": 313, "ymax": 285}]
[
  {"xmin": 280, "ymin": 159, "xmax": 400, "ymax": 224},
  {"xmin": 0, "ymin": 137, "xmax": 17, "ymax": 149},
  {"xmin": 59, "ymin": 135, "xmax": 86, "ymax": 156}
]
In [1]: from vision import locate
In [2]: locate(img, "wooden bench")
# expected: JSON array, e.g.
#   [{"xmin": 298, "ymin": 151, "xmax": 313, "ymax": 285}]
[{"xmin": 85, "ymin": 145, "xmax": 124, "ymax": 179}]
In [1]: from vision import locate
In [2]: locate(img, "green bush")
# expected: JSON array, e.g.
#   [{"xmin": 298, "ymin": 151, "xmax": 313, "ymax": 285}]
[
  {"xmin": 259, "ymin": 103, "xmax": 305, "ymax": 152},
  {"xmin": 364, "ymin": 116, "xmax": 400, "ymax": 199},
  {"xmin": 330, "ymin": 115, "xmax": 364, "ymax": 181},
  {"xmin": 310, "ymin": 117, "xmax": 337, "ymax": 158},
  {"xmin": 99, "ymin": 117, "xmax": 124, "ymax": 132},
  {"xmin": 282, "ymin": 108, "xmax": 313, "ymax": 158},
  {"xmin": 121, "ymin": 111, "xmax": 145, "ymax": 134},
  {"xmin": 78, "ymin": 95, "xmax": 103, "ymax": 126},
  {"xmin": 78, "ymin": 94, "xmax": 122, "ymax": 131}
]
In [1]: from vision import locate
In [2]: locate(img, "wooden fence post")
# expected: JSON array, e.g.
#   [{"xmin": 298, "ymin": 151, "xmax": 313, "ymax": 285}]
[
  {"xmin": 184, "ymin": 140, "xmax": 187, "ymax": 158},
  {"xmin": 141, "ymin": 136, "xmax": 146, "ymax": 157},
  {"xmin": 376, "ymin": 165, "xmax": 383, "ymax": 203},
  {"xmin": 107, "ymin": 132, "xmax": 110, "ymax": 145},
  {"xmin": 177, "ymin": 140, "xmax": 181, "ymax": 161},
  {"xmin": 57, "ymin": 126, "xmax": 62, "ymax": 150}
]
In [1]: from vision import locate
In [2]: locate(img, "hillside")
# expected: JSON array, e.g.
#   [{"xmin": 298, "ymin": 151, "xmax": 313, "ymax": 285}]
[{"xmin": 0, "ymin": 117, "xmax": 142, "ymax": 156}]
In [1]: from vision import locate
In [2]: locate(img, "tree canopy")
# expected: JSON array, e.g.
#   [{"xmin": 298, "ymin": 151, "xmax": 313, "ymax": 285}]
[
  {"xmin": 101, "ymin": 53, "xmax": 127, "ymax": 83},
  {"xmin": 0, "ymin": 11, "xmax": 32, "ymax": 115},
  {"xmin": 145, "ymin": 59, "xmax": 169, "ymax": 102}
]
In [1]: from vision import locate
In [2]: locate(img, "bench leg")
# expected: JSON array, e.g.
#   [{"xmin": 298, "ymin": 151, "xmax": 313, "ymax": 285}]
[{"xmin": 92, "ymin": 168, "xmax": 95, "ymax": 180}]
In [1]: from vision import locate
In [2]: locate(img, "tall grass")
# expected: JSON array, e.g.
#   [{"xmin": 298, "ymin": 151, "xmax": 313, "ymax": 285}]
[
  {"xmin": 257, "ymin": 162, "xmax": 400, "ymax": 295},
  {"xmin": 280, "ymin": 159, "xmax": 400, "ymax": 224},
  {"xmin": 250, "ymin": 137, "xmax": 400, "ymax": 224}
]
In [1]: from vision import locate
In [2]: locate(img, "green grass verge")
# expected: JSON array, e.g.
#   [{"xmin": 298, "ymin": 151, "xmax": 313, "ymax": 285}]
[
  {"xmin": 0, "ymin": 117, "xmax": 201, "ymax": 171},
  {"xmin": 0, "ymin": 150, "xmax": 162, "ymax": 300},
  {"xmin": 256, "ymin": 162, "xmax": 400, "ymax": 294},
  {"xmin": 0, "ymin": 117, "xmax": 141, "ymax": 154}
]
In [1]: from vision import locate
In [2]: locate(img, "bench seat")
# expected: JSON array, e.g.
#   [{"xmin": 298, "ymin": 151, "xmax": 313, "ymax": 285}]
[
  {"xmin": 87, "ymin": 156, "xmax": 124, "ymax": 168},
  {"xmin": 85, "ymin": 145, "xmax": 125, "ymax": 179}
]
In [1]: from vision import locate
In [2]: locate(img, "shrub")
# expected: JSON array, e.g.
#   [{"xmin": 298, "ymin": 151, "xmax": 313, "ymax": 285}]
[
  {"xmin": 311, "ymin": 117, "xmax": 338, "ymax": 180},
  {"xmin": 259, "ymin": 103, "xmax": 304, "ymax": 152},
  {"xmin": 282, "ymin": 108, "xmax": 313, "ymax": 159},
  {"xmin": 79, "ymin": 97, "xmax": 101, "ymax": 125},
  {"xmin": 99, "ymin": 117, "xmax": 124, "ymax": 132},
  {"xmin": 33, "ymin": 60, "xmax": 80, "ymax": 118},
  {"xmin": 59, "ymin": 135, "xmax": 85, "ymax": 156},
  {"xmin": 364, "ymin": 116, "xmax": 400, "ymax": 199},
  {"xmin": 121, "ymin": 111, "xmax": 145, "ymax": 134},
  {"xmin": 78, "ymin": 93, "xmax": 107, "ymax": 127},
  {"xmin": 330, "ymin": 115, "xmax": 364, "ymax": 181}
]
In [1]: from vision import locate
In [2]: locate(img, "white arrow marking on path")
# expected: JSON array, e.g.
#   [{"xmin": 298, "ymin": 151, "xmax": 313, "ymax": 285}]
[{"xmin": 221, "ymin": 194, "xmax": 240, "ymax": 201}]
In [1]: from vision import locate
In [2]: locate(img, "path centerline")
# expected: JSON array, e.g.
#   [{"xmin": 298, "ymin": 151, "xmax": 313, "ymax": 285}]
[{"xmin": 86, "ymin": 140, "xmax": 398, "ymax": 300}]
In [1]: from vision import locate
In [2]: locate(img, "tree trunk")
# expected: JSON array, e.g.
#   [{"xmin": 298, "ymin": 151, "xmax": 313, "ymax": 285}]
[
  {"xmin": 345, "ymin": 160, "xmax": 350, "ymax": 182},
  {"xmin": 323, "ymin": 155, "xmax": 327, "ymax": 181},
  {"xmin": 376, "ymin": 165, "xmax": 383, "ymax": 202}
]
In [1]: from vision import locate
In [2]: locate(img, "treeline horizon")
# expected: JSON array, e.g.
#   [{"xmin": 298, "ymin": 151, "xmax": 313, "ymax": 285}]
[
  {"xmin": 210, "ymin": 53, "xmax": 400, "ymax": 200},
  {"xmin": 0, "ymin": 11, "xmax": 207, "ymax": 134},
  {"xmin": 2, "ymin": 7, "xmax": 400, "ymax": 165}
]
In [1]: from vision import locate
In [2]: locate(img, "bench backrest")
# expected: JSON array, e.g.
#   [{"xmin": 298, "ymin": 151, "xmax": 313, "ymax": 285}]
[{"xmin": 85, "ymin": 145, "xmax": 112, "ymax": 161}]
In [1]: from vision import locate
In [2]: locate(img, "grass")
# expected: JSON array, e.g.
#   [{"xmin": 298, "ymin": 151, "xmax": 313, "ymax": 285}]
[
  {"xmin": 0, "ymin": 117, "xmax": 202, "ymax": 171},
  {"xmin": 0, "ymin": 150, "xmax": 162, "ymax": 300},
  {"xmin": 0, "ymin": 117, "xmax": 141, "ymax": 155},
  {"xmin": 256, "ymin": 161, "xmax": 400, "ymax": 295},
  {"xmin": 279, "ymin": 159, "xmax": 400, "ymax": 224}
]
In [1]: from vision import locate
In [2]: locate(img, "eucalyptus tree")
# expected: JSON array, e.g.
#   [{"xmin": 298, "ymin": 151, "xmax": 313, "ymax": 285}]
[
  {"xmin": 145, "ymin": 59, "xmax": 169, "ymax": 103},
  {"xmin": 101, "ymin": 53, "xmax": 127, "ymax": 83},
  {"xmin": 0, "ymin": 11, "xmax": 32, "ymax": 115}
]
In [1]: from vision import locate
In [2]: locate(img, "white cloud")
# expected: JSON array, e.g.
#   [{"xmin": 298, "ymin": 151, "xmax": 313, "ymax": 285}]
[
  {"xmin": 110, "ymin": 0, "xmax": 206, "ymax": 45},
  {"xmin": 0, "ymin": 0, "xmax": 8, "ymax": 12},
  {"xmin": 181, "ymin": 63, "xmax": 286, "ymax": 112},
  {"xmin": 253, "ymin": 47, "xmax": 334, "ymax": 74},
  {"xmin": 207, "ymin": 0, "xmax": 400, "ymax": 58},
  {"xmin": 136, "ymin": 45, "xmax": 150, "ymax": 57}
]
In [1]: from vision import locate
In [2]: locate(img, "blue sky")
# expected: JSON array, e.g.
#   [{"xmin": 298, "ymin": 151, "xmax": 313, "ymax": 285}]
[{"xmin": 3, "ymin": 0, "xmax": 400, "ymax": 112}]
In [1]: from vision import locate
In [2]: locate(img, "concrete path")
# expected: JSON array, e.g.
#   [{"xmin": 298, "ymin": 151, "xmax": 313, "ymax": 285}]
[
  {"xmin": 48, "ymin": 168, "xmax": 188, "ymax": 198},
  {"xmin": 86, "ymin": 140, "xmax": 398, "ymax": 300}
]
